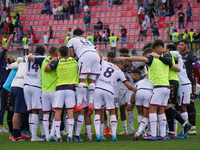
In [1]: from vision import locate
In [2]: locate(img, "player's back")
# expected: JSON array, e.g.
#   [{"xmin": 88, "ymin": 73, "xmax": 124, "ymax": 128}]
[
  {"xmin": 135, "ymin": 77, "xmax": 153, "ymax": 90},
  {"xmin": 24, "ymin": 55, "xmax": 46, "ymax": 87},
  {"xmin": 170, "ymin": 51, "xmax": 191, "ymax": 84},
  {"xmin": 67, "ymin": 36, "xmax": 96, "ymax": 58},
  {"xmin": 96, "ymin": 60, "xmax": 127, "ymax": 93}
]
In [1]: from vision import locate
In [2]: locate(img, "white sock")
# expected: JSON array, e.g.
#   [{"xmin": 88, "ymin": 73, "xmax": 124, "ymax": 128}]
[
  {"xmin": 121, "ymin": 120, "xmax": 127, "ymax": 131},
  {"xmin": 29, "ymin": 113, "xmax": 32, "ymax": 132},
  {"xmin": 63, "ymin": 110, "xmax": 66, "ymax": 130},
  {"xmin": 94, "ymin": 114, "xmax": 101, "ymax": 135},
  {"xmin": 110, "ymin": 115, "xmax": 117, "ymax": 137},
  {"xmin": 39, "ymin": 112, "xmax": 45, "ymax": 136},
  {"xmin": 50, "ymin": 112, "xmax": 55, "ymax": 130},
  {"xmin": 127, "ymin": 111, "xmax": 134, "ymax": 131},
  {"xmin": 31, "ymin": 114, "xmax": 39, "ymax": 138},
  {"xmin": 158, "ymin": 114, "xmax": 167, "ymax": 137},
  {"xmin": 149, "ymin": 113, "xmax": 157, "ymax": 137},
  {"xmin": 174, "ymin": 119, "xmax": 178, "ymax": 133},
  {"xmin": 88, "ymin": 83, "xmax": 95, "ymax": 104},
  {"xmin": 100, "ymin": 123, "xmax": 104, "ymax": 137},
  {"xmin": 43, "ymin": 114, "xmax": 50, "ymax": 137},
  {"xmin": 181, "ymin": 112, "xmax": 188, "ymax": 134},
  {"xmin": 136, "ymin": 117, "xmax": 148, "ymax": 135},
  {"xmin": 86, "ymin": 125, "xmax": 92, "ymax": 137},
  {"xmin": 77, "ymin": 82, "xmax": 87, "ymax": 106},
  {"xmin": 68, "ymin": 118, "xmax": 74, "ymax": 137},
  {"xmin": 138, "ymin": 115, "xmax": 143, "ymax": 125},
  {"xmin": 66, "ymin": 114, "xmax": 69, "ymax": 134},
  {"xmin": 55, "ymin": 121, "xmax": 61, "ymax": 138},
  {"xmin": 75, "ymin": 115, "xmax": 84, "ymax": 136},
  {"xmin": 50, "ymin": 119, "xmax": 55, "ymax": 136}
]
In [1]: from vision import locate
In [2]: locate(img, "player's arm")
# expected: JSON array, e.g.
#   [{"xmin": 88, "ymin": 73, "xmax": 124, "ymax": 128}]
[
  {"xmin": 44, "ymin": 57, "xmax": 58, "ymax": 72},
  {"xmin": 96, "ymin": 48, "xmax": 103, "ymax": 59},
  {"xmin": 27, "ymin": 53, "xmax": 35, "ymax": 62},
  {"xmin": 123, "ymin": 81, "xmax": 136, "ymax": 91},
  {"xmin": 118, "ymin": 56, "xmax": 149, "ymax": 63},
  {"xmin": 5, "ymin": 34, "xmax": 14, "ymax": 50},
  {"xmin": 69, "ymin": 48, "xmax": 75, "ymax": 57},
  {"xmin": 150, "ymin": 52, "xmax": 181, "ymax": 72},
  {"xmin": 130, "ymin": 91, "xmax": 135, "ymax": 105}
]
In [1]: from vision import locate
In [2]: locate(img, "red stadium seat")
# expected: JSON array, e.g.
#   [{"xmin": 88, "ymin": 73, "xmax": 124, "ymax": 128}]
[
  {"xmin": 121, "ymin": 12, "xmax": 126, "ymax": 17},
  {"xmin": 106, "ymin": 12, "xmax": 111, "ymax": 18},
  {"xmin": 114, "ymin": 25, "xmax": 120, "ymax": 30},
  {"xmin": 121, "ymin": 18, "xmax": 126, "ymax": 23},
  {"xmin": 127, "ymin": 11, "xmax": 132, "ymax": 17},
  {"xmin": 132, "ymin": 12, "xmax": 137, "ymax": 16},
  {"xmin": 34, "ymin": 21, "xmax": 38, "ymax": 26},
  {"xmin": 111, "ymin": 12, "xmax": 116, "ymax": 18},
  {"xmin": 112, "ymin": 6, "xmax": 117, "ymax": 11},
  {"xmin": 123, "ymin": 6, "xmax": 128, "ymax": 11},
  {"xmin": 57, "ymin": 26, "xmax": 62, "ymax": 31},
  {"xmin": 105, "ymin": 18, "xmax": 110, "ymax": 24},
  {"xmin": 26, "ymin": 16, "xmax": 31, "ymax": 21},
  {"xmin": 59, "ymin": 39, "xmax": 65, "ymax": 43},
  {"xmin": 127, "ymin": 6, "xmax": 133, "ymax": 11},
  {"xmin": 23, "ymin": 28, "xmax": 27, "ymax": 33},
  {"xmin": 49, "ymin": 39, "xmax": 54, "ymax": 43},
  {"xmin": 62, "ymin": 26, "xmax": 67, "ymax": 31},
  {"xmin": 118, "ymin": 6, "xmax": 122, "ymax": 11},
  {"xmin": 193, "ymin": 9, "xmax": 199, "ymax": 14},
  {"xmin": 128, "ymin": 44, "xmax": 134, "ymax": 49},
  {"xmin": 129, "ymin": 30, "xmax": 135, "ymax": 36},
  {"xmin": 193, "ymin": 3, "xmax": 199, "ymax": 8},
  {"xmin": 115, "ymin": 18, "xmax": 120, "ymax": 23},
  {"xmin": 100, "ymin": 12, "xmax": 106, "ymax": 18}
]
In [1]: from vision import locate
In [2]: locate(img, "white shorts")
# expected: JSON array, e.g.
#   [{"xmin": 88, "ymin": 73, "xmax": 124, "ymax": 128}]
[
  {"xmin": 42, "ymin": 92, "xmax": 55, "ymax": 112},
  {"xmin": 178, "ymin": 84, "xmax": 191, "ymax": 106},
  {"xmin": 150, "ymin": 87, "xmax": 170, "ymax": 107},
  {"xmin": 94, "ymin": 88, "xmax": 115, "ymax": 110},
  {"xmin": 119, "ymin": 89, "xmax": 132, "ymax": 106},
  {"xmin": 78, "ymin": 51, "xmax": 100, "ymax": 80},
  {"xmin": 75, "ymin": 87, "xmax": 89, "ymax": 108},
  {"xmin": 53, "ymin": 90, "xmax": 75, "ymax": 109},
  {"xmin": 24, "ymin": 85, "xmax": 42, "ymax": 112},
  {"xmin": 114, "ymin": 97, "xmax": 119, "ymax": 108},
  {"xmin": 135, "ymin": 89, "xmax": 153, "ymax": 109}
]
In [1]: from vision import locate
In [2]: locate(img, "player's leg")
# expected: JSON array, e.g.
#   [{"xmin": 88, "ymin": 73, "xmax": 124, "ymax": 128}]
[
  {"xmin": 104, "ymin": 107, "xmax": 112, "ymax": 136},
  {"xmin": 100, "ymin": 107, "xmax": 106, "ymax": 140},
  {"xmin": 39, "ymin": 111, "xmax": 45, "ymax": 139},
  {"xmin": 84, "ymin": 107, "xmax": 92, "ymax": 141},
  {"xmin": 127, "ymin": 103, "xmax": 135, "ymax": 135},
  {"xmin": 74, "ymin": 109, "xmax": 84, "ymax": 141},
  {"xmin": 87, "ymin": 77, "xmax": 96, "ymax": 114}
]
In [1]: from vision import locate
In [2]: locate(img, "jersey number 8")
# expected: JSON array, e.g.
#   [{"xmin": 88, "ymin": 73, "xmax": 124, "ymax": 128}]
[{"xmin": 104, "ymin": 67, "xmax": 114, "ymax": 78}]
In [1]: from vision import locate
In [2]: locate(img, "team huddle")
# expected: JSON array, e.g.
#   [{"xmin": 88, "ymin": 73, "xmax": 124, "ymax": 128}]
[{"xmin": 4, "ymin": 28, "xmax": 199, "ymax": 142}]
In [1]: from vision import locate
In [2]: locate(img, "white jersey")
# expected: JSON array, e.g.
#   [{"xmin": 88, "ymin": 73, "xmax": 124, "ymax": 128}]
[
  {"xmin": 135, "ymin": 77, "xmax": 153, "ymax": 90},
  {"xmin": 67, "ymin": 36, "xmax": 96, "ymax": 58},
  {"xmin": 96, "ymin": 60, "xmax": 127, "ymax": 94},
  {"xmin": 24, "ymin": 55, "xmax": 46, "ymax": 88},
  {"xmin": 170, "ymin": 51, "xmax": 191, "ymax": 85},
  {"xmin": 11, "ymin": 62, "xmax": 26, "ymax": 89}
]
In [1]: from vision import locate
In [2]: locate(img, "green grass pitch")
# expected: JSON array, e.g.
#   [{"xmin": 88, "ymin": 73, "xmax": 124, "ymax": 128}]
[{"xmin": 0, "ymin": 101, "xmax": 200, "ymax": 150}]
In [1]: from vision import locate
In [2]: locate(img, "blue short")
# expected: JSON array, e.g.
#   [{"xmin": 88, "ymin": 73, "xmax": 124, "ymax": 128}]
[{"xmin": 11, "ymin": 87, "xmax": 27, "ymax": 113}]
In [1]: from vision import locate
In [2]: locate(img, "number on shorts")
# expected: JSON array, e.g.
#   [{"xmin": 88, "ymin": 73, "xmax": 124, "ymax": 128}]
[{"xmin": 104, "ymin": 67, "xmax": 114, "ymax": 78}]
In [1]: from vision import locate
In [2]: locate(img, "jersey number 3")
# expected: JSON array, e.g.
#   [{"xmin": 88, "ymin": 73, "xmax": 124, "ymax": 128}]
[{"xmin": 104, "ymin": 67, "xmax": 114, "ymax": 78}]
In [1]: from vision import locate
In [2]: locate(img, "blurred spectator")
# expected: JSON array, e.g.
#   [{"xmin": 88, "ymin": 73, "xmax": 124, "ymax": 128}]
[
  {"xmin": 138, "ymin": 9, "xmax": 145, "ymax": 22},
  {"xmin": 86, "ymin": 32, "xmax": 94, "ymax": 44},
  {"xmin": 14, "ymin": 10, "xmax": 20, "ymax": 27},
  {"xmin": 67, "ymin": 28, "xmax": 73, "ymax": 38},
  {"xmin": 58, "ymin": 2, "xmax": 63, "ymax": 20},
  {"xmin": 12, "ymin": 16, "xmax": 16, "ymax": 27},
  {"xmin": 172, "ymin": 29, "xmax": 180, "ymax": 47},
  {"xmin": 169, "ymin": 22, "xmax": 174, "ymax": 40},
  {"xmin": 137, "ymin": 0, "xmax": 142, "ymax": 10},
  {"xmin": 0, "ymin": 18, "xmax": 4, "ymax": 35},
  {"xmin": 94, "ymin": 18, "xmax": 103, "ymax": 31},
  {"xmin": 120, "ymin": 24, "xmax": 127, "ymax": 44},
  {"xmin": 94, "ymin": 31, "xmax": 97, "ymax": 43},
  {"xmin": 5, "ymin": 13, "xmax": 11, "ymax": 23},
  {"xmin": 181, "ymin": 29, "xmax": 189, "ymax": 40},
  {"xmin": 6, "ymin": 0, "xmax": 10, "ymax": 13},
  {"xmin": 189, "ymin": 28, "xmax": 195, "ymax": 50},
  {"xmin": 25, "ymin": 0, "xmax": 30, "ymax": 8},
  {"xmin": 17, "ymin": 28, "xmax": 22, "ymax": 43},
  {"xmin": 154, "ymin": 0, "xmax": 161, "ymax": 16},
  {"xmin": 97, "ymin": 31, "xmax": 102, "ymax": 43},
  {"xmin": 52, "ymin": 5, "xmax": 58, "ymax": 20},
  {"xmin": 142, "ymin": 19, "xmax": 147, "ymax": 38},
  {"xmin": 102, "ymin": 31, "xmax": 107, "ymax": 42},
  {"xmin": 69, "ymin": 1, "xmax": 75, "ymax": 20},
  {"xmin": 4, "ymin": 21, "xmax": 9, "ymax": 35},
  {"xmin": 186, "ymin": 3, "xmax": 192, "ymax": 24},
  {"xmin": 18, "ymin": 22, "xmax": 23, "ymax": 31},
  {"xmin": 138, "ymin": 20, "xmax": 143, "ymax": 41},
  {"xmin": 144, "ymin": 0, "xmax": 150, "ymax": 12},
  {"xmin": 65, "ymin": 33, "xmax": 70, "ymax": 45},
  {"xmin": 0, "ymin": 8, "xmax": 2, "ymax": 17},
  {"xmin": 84, "ymin": 2, "xmax": 90, "ymax": 13},
  {"xmin": 105, "ymin": 25, "xmax": 110, "ymax": 37},
  {"xmin": 150, "ymin": 18, "xmax": 155, "ymax": 29},
  {"xmin": 152, "ymin": 24, "xmax": 159, "ymax": 40},
  {"xmin": 161, "ymin": 5, "xmax": 166, "ymax": 18},
  {"xmin": 28, "ymin": 26, "xmax": 33, "ymax": 33},
  {"xmin": 194, "ymin": 29, "xmax": 200, "ymax": 53},
  {"xmin": 28, "ymin": 32, "xmax": 34, "ymax": 44},
  {"xmin": 178, "ymin": 9, "xmax": 185, "ymax": 29},
  {"xmin": 107, "ymin": 0, "xmax": 114, "ymax": 7},
  {"xmin": 63, "ymin": 3, "xmax": 69, "ymax": 20},
  {"xmin": 109, "ymin": 32, "xmax": 118, "ymax": 55},
  {"xmin": 138, "ymin": 3, "xmax": 144, "ymax": 15},
  {"xmin": 44, "ymin": 32, "xmax": 48, "ymax": 45},
  {"xmin": 166, "ymin": 3, "xmax": 174, "ymax": 16},
  {"xmin": 48, "ymin": 26, "xmax": 53, "ymax": 40},
  {"xmin": 75, "ymin": 0, "xmax": 80, "ymax": 14},
  {"xmin": 84, "ymin": 12, "xmax": 91, "ymax": 33},
  {"xmin": 85, "ymin": 0, "xmax": 89, "ymax": 5},
  {"xmin": 150, "ymin": 0, "xmax": 155, "ymax": 12},
  {"xmin": 8, "ymin": 20, "xmax": 14, "ymax": 35},
  {"xmin": 14, "ymin": 28, "xmax": 18, "ymax": 43},
  {"xmin": 165, "ymin": 23, "xmax": 170, "ymax": 43},
  {"xmin": 162, "ymin": 0, "xmax": 167, "ymax": 8},
  {"xmin": 45, "ymin": 0, "xmax": 51, "ymax": 15},
  {"xmin": 145, "ymin": 12, "xmax": 150, "ymax": 28}
]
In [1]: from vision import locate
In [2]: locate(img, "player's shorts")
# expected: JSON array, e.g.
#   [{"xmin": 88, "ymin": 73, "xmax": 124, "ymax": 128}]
[
  {"xmin": 78, "ymin": 51, "xmax": 100, "ymax": 80},
  {"xmin": 150, "ymin": 86, "xmax": 170, "ymax": 107},
  {"xmin": 168, "ymin": 80, "xmax": 179, "ymax": 105},
  {"xmin": 178, "ymin": 83, "xmax": 191, "ymax": 106},
  {"xmin": 42, "ymin": 92, "xmax": 55, "ymax": 112},
  {"xmin": 24, "ymin": 85, "xmax": 42, "ymax": 112},
  {"xmin": 53, "ymin": 90, "xmax": 75, "ymax": 109},
  {"xmin": 119, "ymin": 89, "xmax": 132, "ymax": 105},
  {"xmin": 11, "ymin": 87, "xmax": 27, "ymax": 113},
  {"xmin": 75, "ymin": 87, "xmax": 89, "ymax": 108},
  {"xmin": 135, "ymin": 89, "xmax": 153, "ymax": 109},
  {"xmin": 114, "ymin": 97, "xmax": 119, "ymax": 108},
  {"xmin": 94, "ymin": 88, "xmax": 115, "ymax": 110}
]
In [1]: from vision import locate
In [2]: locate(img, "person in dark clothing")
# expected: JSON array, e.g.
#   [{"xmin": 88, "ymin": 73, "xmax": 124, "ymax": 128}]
[
  {"xmin": 69, "ymin": 1, "xmax": 75, "ymax": 20},
  {"xmin": 63, "ymin": 3, "xmax": 69, "ymax": 20},
  {"xmin": 105, "ymin": 25, "xmax": 110, "ymax": 37},
  {"xmin": 94, "ymin": 18, "xmax": 103, "ymax": 31},
  {"xmin": 178, "ymin": 9, "xmax": 185, "ymax": 29},
  {"xmin": 85, "ymin": 0, "xmax": 89, "ymax": 5},
  {"xmin": 75, "ymin": 0, "xmax": 80, "ymax": 14},
  {"xmin": 97, "ymin": 31, "xmax": 102, "ymax": 43},
  {"xmin": 94, "ymin": 31, "xmax": 97, "ymax": 44},
  {"xmin": 44, "ymin": 0, "xmax": 51, "ymax": 15},
  {"xmin": 8, "ymin": 20, "xmax": 14, "ymax": 36},
  {"xmin": 48, "ymin": 26, "xmax": 53, "ymax": 40}
]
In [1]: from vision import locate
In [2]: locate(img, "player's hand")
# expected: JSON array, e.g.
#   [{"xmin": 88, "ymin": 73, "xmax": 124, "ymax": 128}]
[
  {"xmin": 8, "ymin": 34, "xmax": 14, "ymax": 41},
  {"xmin": 150, "ymin": 52, "xmax": 160, "ymax": 58}
]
